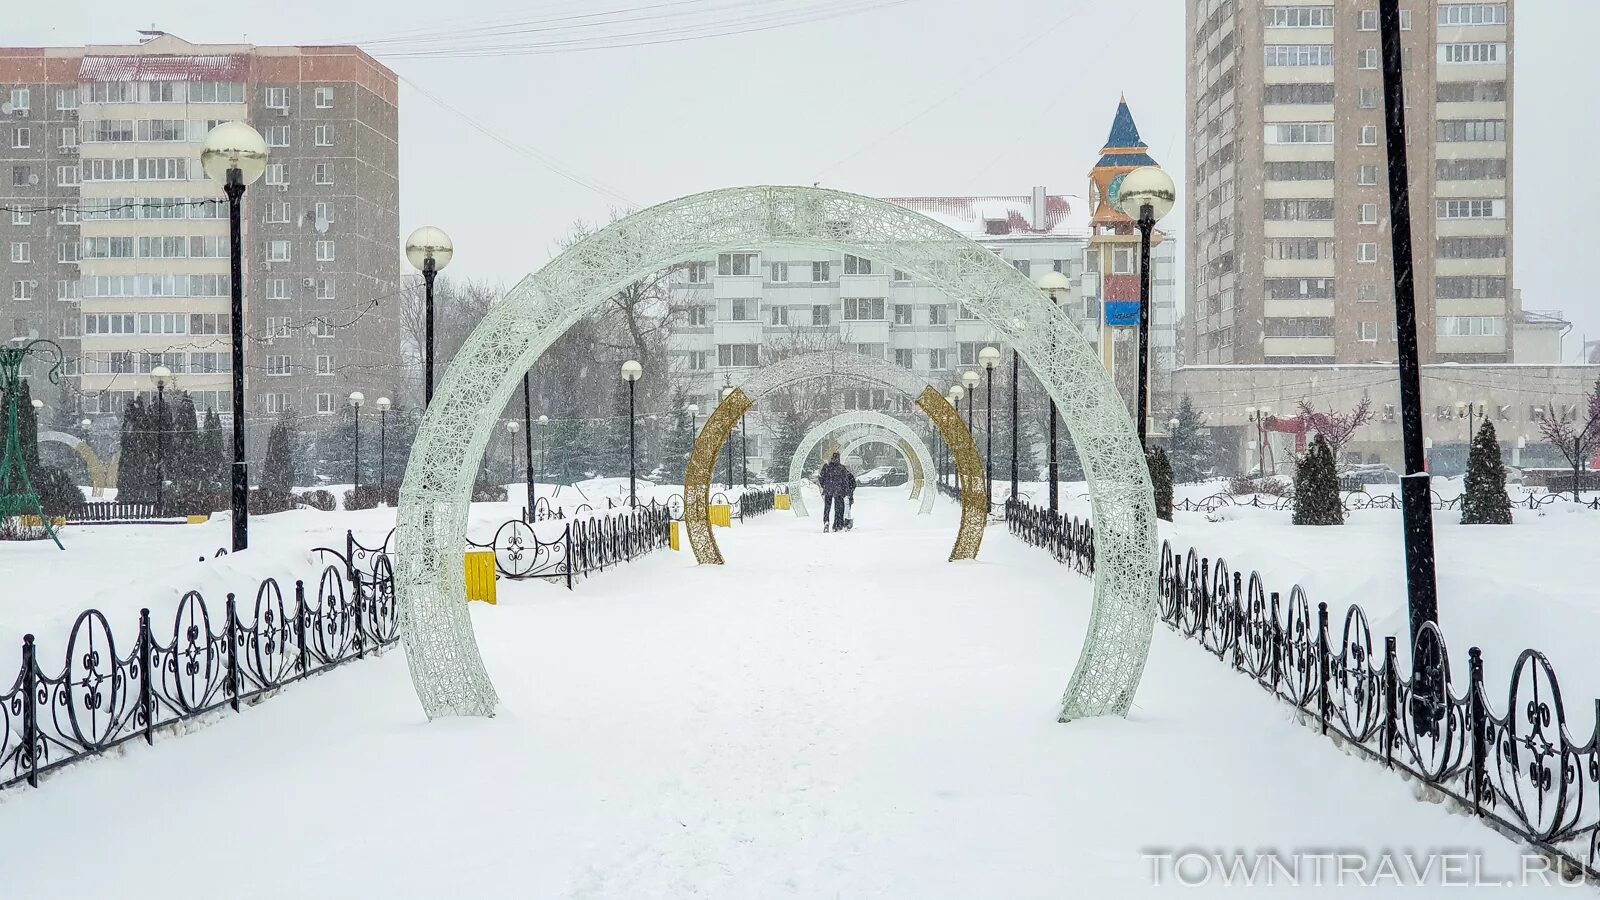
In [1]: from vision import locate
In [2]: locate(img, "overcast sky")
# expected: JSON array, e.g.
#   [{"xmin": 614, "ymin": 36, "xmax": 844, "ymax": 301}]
[{"xmin": 14, "ymin": 0, "xmax": 1600, "ymax": 357}]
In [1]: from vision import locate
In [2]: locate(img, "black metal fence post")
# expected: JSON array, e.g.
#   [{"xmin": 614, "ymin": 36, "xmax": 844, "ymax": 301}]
[
  {"xmin": 1317, "ymin": 602, "xmax": 1331, "ymax": 735},
  {"xmin": 564, "ymin": 522, "xmax": 574, "ymax": 591},
  {"xmin": 1468, "ymin": 646, "xmax": 1487, "ymax": 816},
  {"xmin": 137, "ymin": 609, "xmax": 154, "ymax": 745},
  {"xmin": 225, "ymin": 594, "xmax": 241, "ymax": 713},
  {"xmin": 21, "ymin": 634, "xmax": 38, "ymax": 788},
  {"xmin": 1382, "ymin": 636, "xmax": 1399, "ymax": 768},
  {"xmin": 295, "ymin": 580, "xmax": 310, "ymax": 678}
]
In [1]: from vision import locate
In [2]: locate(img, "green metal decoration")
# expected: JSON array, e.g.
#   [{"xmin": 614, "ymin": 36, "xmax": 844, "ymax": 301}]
[{"xmin": 0, "ymin": 339, "xmax": 66, "ymax": 549}]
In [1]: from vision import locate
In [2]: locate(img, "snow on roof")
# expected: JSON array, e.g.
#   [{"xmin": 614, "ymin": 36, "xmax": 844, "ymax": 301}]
[
  {"xmin": 881, "ymin": 194, "xmax": 1089, "ymax": 240},
  {"xmin": 79, "ymin": 53, "xmax": 247, "ymax": 81}
]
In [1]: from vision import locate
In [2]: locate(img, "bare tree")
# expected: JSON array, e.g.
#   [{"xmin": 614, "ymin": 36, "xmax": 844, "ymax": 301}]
[
  {"xmin": 398, "ymin": 274, "xmax": 499, "ymax": 406},
  {"xmin": 1535, "ymin": 377, "xmax": 1600, "ymax": 501},
  {"xmin": 1295, "ymin": 395, "xmax": 1374, "ymax": 463}
]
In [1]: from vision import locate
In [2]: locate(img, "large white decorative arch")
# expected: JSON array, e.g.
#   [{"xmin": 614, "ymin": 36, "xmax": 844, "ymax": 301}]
[
  {"xmin": 838, "ymin": 433, "xmax": 925, "ymax": 500},
  {"xmin": 787, "ymin": 412, "xmax": 935, "ymax": 516},
  {"xmin": 395, "ymin": 185, "xmax": 1156, "ymax": 724}
]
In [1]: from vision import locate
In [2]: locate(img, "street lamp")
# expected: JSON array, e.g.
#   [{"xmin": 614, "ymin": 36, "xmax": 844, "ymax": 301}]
[
  {"xmin": 1037, "ymin": 270, "xmax": 1071, "ymax": 512},
  {"xmin": 201, "ymin": 121, "xmax": 267, "ymax": 553},
  {"xmin": 621, "ymin": 359, "xmax": 642, "ymax": 506},
  {"xmin": 948, "ymin": 384, "xmax": 964, "ymax": 489},
  {"xmin": 505, "ymin": 420, "xmax": 520, "ymax": 491},
  {"xmin": 375, "ymin": 396, "xmax": 391, "ymax": 503},
  {"xmin": 1457, "ymin": 399, "xmax": 1486, "ymax": 441},
  {"xmin": 961, "ymin": 368, "xmax": 979, "ymax": 440},
  {"xmin": 536, "ymin": 414, "xmax": 549, "ymax": 514},
  {"xmin": 1114, "ymin": 165, "xmax": 1177, "ymax": 451},
  {"xmin": 520, "ymin": 373, "xmax": 534, "ymax": 521},
  {"xmin": 721, "ymin": 384, "xmax": 736, "ymax": 489},
  {"xmin": 348, "ymin": 392, "xmax": 365, "ymax": 493},
  {"xmin": 405, "ymin": 226, "xmax": 454, "ymax": 408},
  {"xmin": 150, "ymin": 365, "xmax": 171, "ymax": 513},
  {"xmin": 1246, "ymin": 406, "xmax": 1272, "ymax": 479},
  {"xmin": 979, "ymin": 346, "xmax": 1000, "ymax": 497}
]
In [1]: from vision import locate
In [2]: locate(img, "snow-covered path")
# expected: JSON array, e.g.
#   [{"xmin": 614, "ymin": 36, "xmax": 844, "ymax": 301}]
[{"xmin": 0, "ymin": 490, "xmax": 1561, "ymax": 896}]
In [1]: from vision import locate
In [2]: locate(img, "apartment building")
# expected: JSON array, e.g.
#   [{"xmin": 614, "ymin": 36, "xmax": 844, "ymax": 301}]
[
  {"xmin": 0, "ymin": 32, "xmax": 401, "ymax": 457},
  {"xmin": 1186, "ymin": 0, "xmax": 1515, "ymax": 365},
  {"xmin": 668, "ymin": 189, "xmax": 1177, "ymax": 475}
]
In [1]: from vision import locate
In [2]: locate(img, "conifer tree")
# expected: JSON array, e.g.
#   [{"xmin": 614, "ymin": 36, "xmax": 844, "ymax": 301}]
[
  {"xmin": 260, "ymin": 412, "xmax": 296, "ymax": 503},
  {"xmin": 200, "ymin": 408, "xmax": 226, "ymax": 497},
  {"xmin": 116, "ymin": 397, "xmax": 155, "ymax": 503},
  {"xmin": 1292, "ymin": 434, "xmax": 1343, "ymax": 525},
  {"xmin": 1146, "ymin": 446, "xmax": 1173, "ymax": 521},
  {"xmin": 166, "ymin": 393, "xmax": 201, "ymax": 512},
  {"xmin": 660, "ymin": 389, "xmax": 697, "ymax": 485},
  {"xmin": 543, "ymin": 380, "xmax": 591, "ymax": 484},
  {"xmin": 1461, "ymin": 419, "xmax": 1512, "ymax": 524},
  {"xmin": 1166, "ymin": 394, "xmax": 1216, "ymax": 483},
  {"xmin": 18, "ymin": 380, "xmax": 39, "ymax": 471}
]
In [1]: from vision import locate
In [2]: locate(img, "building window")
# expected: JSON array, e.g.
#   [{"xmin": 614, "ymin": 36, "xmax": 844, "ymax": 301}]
[
  {"xmin": 928, "ymin": 348, "xmax": 949, "ymax": 370},
  {"xmin": 1263, "ymin": 278, "xmax": 1335, "ymax": 300},
  {"xmin": 60, "ymin": 126, "xmax": 78, "ymax": 149},
  {"xmin": 1436, "ymin": 276, "xmax": 1507, "ymax": 299},
  {"xmin": 313, "ymin": 124, "xmax": 334, "ymax": 146},
  {"xmin": 717, "ymin": 343, "xmax": 759, "ymax": 367},
  {"xmin": 1359, "ymin": 125, "xmax": 1379, "ymax": 146},
  {"xmin": 9, "ymin": 242, "xmax": 29, "ymax": 263},
  {"xmin": 315, "ymin": 355, "xmax": 333, "ymax": 375},
  {"xmin": 1011, "ymin": 259, "xmax": 1031, "ymax": 277},
  {"xmin": 894, "ymin": 348, "xmax": 915, "ymax": 368},
  {"xmin": 1438, "ymin": 119, "xmax": 1506, "ymax": 142},
  {"xmin": 769, "ymin": 305, "xmax": 789, "ymax": 326},
  {"xmin": 58, "ymin": 241, "xmax": 78, "ymax": 262},
  {"xmin": 12, "ymin": 127, "xmax": 29, "ymax": 149},
  {"xmin": 1437, "ymin": 236, "xmax": 1507, "ymax": 259},
  {"xmin": 1437, "ymin": 158, "xmax": 1507, "ymax": 181},
  {"xmin": 264, "ymin": 393, "xmax": 290, "ymax": 414},
  {"xmin": 843, "ymin": 298, "xmax": 885, "ymax": 321},
  {"xmin": 1358, "ymin": 321, "xmax": 1378, "ymax": 342},
  {"xmin": 893, "ymin": 269, "xmax": 911, "ymax": 282},
  {"xmin": 55, "ymin": 88, "xmax": 77, "ymax": 110},
  {"xmin": 268, "ymin": 241, "xmax": 291, "ymax": 262},
  {"xmin": 1263, "ymin": 45, "xmax": 1334, "ymax": 67},
  {"xmin": 1264, "ymin": 161, "xmax": 1335, "ymax": 181},
  {"xmin": 1357, "ymin": 164, "xmax": 1380, "ymax": 185},
  {"xmin": 1264, "ymin": 199, "xmax": 1335, "ymax": 221},
  {"xmin": 843, "ymin": 254, "xmax": 873, "ymax": 275},
  {"xmin": 264, "ymin": 87, "xmax": 290, "ymax": 109},
  {"xmin": 1357, "ymin": 242, "xmax": 1379, "ymax": 263},
  {"xmin": 313, "ymin": 163, "xmax": 333, "ymax": 185},
  {"xmin": 1438, "ymin": 81, "xmax": 1507, "ymax": 103},
  {"xmin": 1438, "ymin": 4, "xmax": 1507, "ymax": 26},
  {"xmin": 264, "ymin": 163, "xmax": 287, "ymax": 185},
  {"xmin": 314, "ymin": 86, "xmax": 334, "ymax": 108},
  {"xmin": 724, "ymin": 298, "xmax": 757, "ymax": 321},
  {"xmin": 265, "ymin": 317, "xmax": 290, "ymax": 337},
  {"xmin": 685, "ymin": 305, "xmax": 707, "ymax": 326},
  {"xmin": 315, "ymin": 240, "xmax": 336, "ymax": 261},
  {"xmin": 811, "ymin": 261, "xmax": 830, "ymax": 282},
  {"xmin": 315, "ymin": 393, "xmax": 333, "ymax": 414},
  {"xmin": 893, "ymin": 304, "xmax": 912, "ymax": 325},
  {"xmin": 265, "ymin": 125, "xmax": 290, "ymax": 147},
  {"xmin": 1437, "ymin": 315, "xmax": 1504, "ymax": 336},
  {"xmin": 314, "ymin": 278, "xmax": 335, "ymax": 300},
  {"xmin": 12, "ymin": 165, "xmax": 31, "ymax": 186},
  {"xmin": 687, "ymin": 350, "xmax": 709, "ymax": 370},
  {"xmin": 717, "ymin": 252, "xmax": 758, "ymax": 275},
  {"xmin": 8, "ymin": 88, "xmax": 29, "ymax": 112},
  {"xmin": 769, "ymin": 261, "xmax": 788, "ymax": 283},
  {"xmin": 811, "ymin": 304, "xmax": 830, "ymax": 326},
  {"xmin": 1359, "ymin": 9, "xmax": 1378, "ymax": 30},
  {"xmin": 1262, "ymin": 317, "xmax": 1334, "ymax": 337},
  {"xmin": 1357, "ymin": 87, "xmax": 1380, "ymax": 110},
  {"xmin": 1437, "ymin": 198, "xmax": 1504, "ymax": 219},
  {"xmin": 13, "ymin": 280, "xmax": 32, "ymax": 300},
  {"xmin": 958, "ymin": 303, "xmax": 978, "ymax": 320},
  {"xmin": 267, "ymin": 278, "xmax": 289, "ymax": 300},
  {"xmin": 1439, "ymin": 42, "xmax": 1504, "ymax": 65},
  {"xmin": 686, "ymin": 262, "xmax": 707, "ymax": 284},
  {"xmin": 1264, "ymin": 6, "xmax": 1334, "ymax": 27},
  {"xmin": 957, "ymin": 342, "xmax": 986, "ymax": 366},
  {"xmin": 313, "ymin": 201, "xmax": 334, "ymax": 226},
  {"xmin": 928, "ymin": 304, "xmax": 949, "ymax": 325},
  {"xmin": 1358, "ymin": 283, "xmax": 1379, "ymax": 303},
  {"xmin": 1265, "ymin": 238, "xmax": 1335, "ymax": 260},
  {"xmin": 1358, "ymin": 48, "xmax": 1378, "ymax": 69},
  {"xmin": 266, "ymin": 201, "xmax": 290, "ymax": 224},
  {"xmin": 266, "ymin": 355, "xmax": 293, "ymax": 376}
]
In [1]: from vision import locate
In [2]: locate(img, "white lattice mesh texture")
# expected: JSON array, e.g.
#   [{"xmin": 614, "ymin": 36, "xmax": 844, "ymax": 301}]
[{"xmin": 787, "ymin": 414, "xmax": 935, "ymax": 517}]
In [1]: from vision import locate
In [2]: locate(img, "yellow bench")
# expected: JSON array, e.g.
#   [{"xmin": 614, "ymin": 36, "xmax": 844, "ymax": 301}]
[{"xmin": 465, "ymin": 550, "xmax": 497, "ymax": 604}]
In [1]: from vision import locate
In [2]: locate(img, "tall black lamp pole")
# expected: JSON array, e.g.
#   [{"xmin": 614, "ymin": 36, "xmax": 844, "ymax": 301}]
[
  {"xmin": 375, "ymin": 396, "xmax": 391, "ymax": 501},
  {"xmin": 522, "ymin": 373, "xmax": 535, "ymax": 519},
  {"xmin": 1113, "ymin": 166, "xmax": 1176, "ymax": 452},
  {"xmin": 405, "ymin": 227, "xmax": 454, "ymax": 409},
  {"xmin": 200, "ymin": 122, "xmax": 268, "ymax": 552},
  {"xmin": 348, "ymin": 392, "xmax": 364, "ymax": 492},
  {"xmin": 622, "ymin": 360, "xmax": 642, "ymax": 506},
  {"xmin": 1036, "ymin": 271, "xmax": 1071, "ymax": 513}
]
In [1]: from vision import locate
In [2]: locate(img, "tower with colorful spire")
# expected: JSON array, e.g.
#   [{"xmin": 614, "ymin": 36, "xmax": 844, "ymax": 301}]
[{"xmin": 1089, "ymin": 94, "xmax": 1160, "ymax": 236}]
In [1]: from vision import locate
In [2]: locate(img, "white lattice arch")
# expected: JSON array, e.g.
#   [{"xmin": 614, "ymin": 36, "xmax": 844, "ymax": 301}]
[
  {"xmin": 395, "ymin": 184, "xmax": 1156, "ymax": 724},
  {"xmin": 787, "ymin": 413, "xmax": 934, "ymax": 516},
  {"xmin": 837, "ymin": 432, "xmax": 921, "ymax": 496},
  {"xmin": 738, "ymin": 349, "xmax": 935, "ymax": 400}
]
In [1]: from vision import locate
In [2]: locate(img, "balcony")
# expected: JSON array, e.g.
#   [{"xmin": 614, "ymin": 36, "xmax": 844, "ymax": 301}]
[{"xmin": 1261, "ymin": 336, "xmax": 1335, "ymax": 357}]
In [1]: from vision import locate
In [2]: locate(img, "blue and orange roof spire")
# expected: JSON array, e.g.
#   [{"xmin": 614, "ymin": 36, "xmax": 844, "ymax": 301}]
[{"xmin": 1096, "ymin": 94, "xmax": 1158, "ymax": 169}]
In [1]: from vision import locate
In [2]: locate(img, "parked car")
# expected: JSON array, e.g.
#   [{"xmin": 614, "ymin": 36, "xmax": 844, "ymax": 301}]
[
  {"xmin": 856, "ymin": 465, "xmax": 908, "ymax": 487},
  {"xmin": 1339, "ymin": 463, "xmax": 1400, "ymax": 491}
]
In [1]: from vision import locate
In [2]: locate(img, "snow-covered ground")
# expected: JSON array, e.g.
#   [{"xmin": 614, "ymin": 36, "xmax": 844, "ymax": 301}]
[{"xmin": 0, "ymin": 490, "xmax": 1565, "ymax": 896}]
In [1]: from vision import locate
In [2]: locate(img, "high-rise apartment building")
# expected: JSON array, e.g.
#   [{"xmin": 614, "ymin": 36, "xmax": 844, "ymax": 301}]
[
  {"xmin": 1186, "ymin": 1, "xmax": 1514, "ymax": 365},
  {"xmin": 0, "ymin": 33, "xmax": 401, "ymax": 451}
]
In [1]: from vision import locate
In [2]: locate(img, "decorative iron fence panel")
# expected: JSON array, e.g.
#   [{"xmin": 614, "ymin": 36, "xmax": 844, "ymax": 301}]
[{"xmin": 1004, "ymin": 496, "xmax": 1600, "ymax": 879}]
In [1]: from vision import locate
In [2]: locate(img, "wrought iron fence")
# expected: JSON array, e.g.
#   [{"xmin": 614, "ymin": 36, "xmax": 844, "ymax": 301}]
[
  {"xmin": 67, "ymin": 501, "xmax": 178, "ymax": 524},
  {"xmin": 1004, "ymin": 496, "xmax": 1600, "ymax": 879},
  {"xmin": 0, "ymin": 554, "xmax": 396, "ymax": 792},
  {"xmin": 1173, "ymin": 489, "xmax": 1600, "ymax": 515}
]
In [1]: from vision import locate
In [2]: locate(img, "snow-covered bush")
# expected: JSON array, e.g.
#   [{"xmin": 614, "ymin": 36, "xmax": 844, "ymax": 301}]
[
  {"xmin": 1292, "ymin": 435, "xmax": 1342, "ymax": 526},
  {"xmin": 301, "ymin": 489, "xmax": 337, "ymax": 511}
]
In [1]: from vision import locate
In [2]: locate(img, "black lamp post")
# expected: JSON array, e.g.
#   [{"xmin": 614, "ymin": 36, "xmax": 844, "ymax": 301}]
[
  {"xmin": 1009, "ymin": 349, "xmax": 1019, "ymax": 500},
  {"xmin": 1036, "ymin": 271, "xmax": 1071, "ymax": 512},
  {"xmin": 961, "ymin": 370, "xmax": 980, "ymax": 491},
  {"xmin": 405, "ymin": 226, "xmax": 454, "ymax": 408},
  {"xmin": 505, "ymin": 420, "xmax": 520, "ymax": 490},
  {"xmin": 200, "ymin": 121, "xmax": 267, "ymax": 552},
  {"xmin": 522, "ymin": 373, "xmax": 535, "ymax": 520},
  {"xmin": 1113, "ymin": 166, "xmax": 1176, "ymax": 452},
  {"xmin": 375, "ymin": 396, "xmax": 391, "ymax": 502},
  {"xmin": 979, "ymin": 347, "xmax": 1000, "ymax": 495},
  {"xmin": 721, "ymin": 384, "xmax": 736, "ymax": 489},
  {"xmin": 151, "ymin": 366, "xmax": 170, "ymax": 513},
  {"xmin": 536, "ymin": 414, "xmax": 549, "ymax": 515},
  {"xmin": 348, "ymin": 392, "xmax": 364, "ymax": 492},
  {"xmin": 948, "ymin": 384, "xmax": 964, "ymax": 489},
  {"xmin": 622, "ymin": 359, "xmax": 642, "ymax": 506}
]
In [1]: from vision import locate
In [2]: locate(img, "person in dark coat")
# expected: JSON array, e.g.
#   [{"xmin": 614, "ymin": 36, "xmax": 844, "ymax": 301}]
[
  {"xmin": 842, "ymin": 468, "xmax": 857, "ymax": 530},
  {"xmin": 819, "ymin": 452, "xmax": 849, "ymax": 532}
]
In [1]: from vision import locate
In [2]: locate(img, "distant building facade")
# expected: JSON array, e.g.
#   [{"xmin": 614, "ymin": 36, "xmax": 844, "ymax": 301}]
[{"xmin": 0, "ymin": 33, "xmax": 401, "ymax": 459}]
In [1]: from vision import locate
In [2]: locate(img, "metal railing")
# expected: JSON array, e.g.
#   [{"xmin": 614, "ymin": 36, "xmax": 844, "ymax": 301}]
[{"xmin": 1004, "ymin": 496, "xmax": 1600, "ymax": 879}]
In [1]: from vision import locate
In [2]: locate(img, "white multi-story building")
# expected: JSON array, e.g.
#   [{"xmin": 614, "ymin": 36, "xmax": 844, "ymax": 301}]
[{"xmin": 668, "ymin": 189, "xmax": 1177, "ymax": 475}]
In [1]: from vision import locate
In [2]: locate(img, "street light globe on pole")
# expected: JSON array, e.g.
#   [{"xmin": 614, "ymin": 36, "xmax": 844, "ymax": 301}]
[
  {"xmin": 621, "ymin": 360, "xmax": 643, "ymax": 382},
  {"xmin": 961, "ymin": 370, "xmax": 980, "ymax": 390},
  {"xmin": 1115, "ymin": 166, "xmax": 1177, "ymax": 222},
  {"xmin": 538, "ymin": 414, "xmax": 549, "ymax": 427},
  {"xmin": 978, "ymin": 346, "xmax": 1001, "ymax": 371},
  {"xmin": 200, "ymin": 122, "xmax": 269, "ymax": 185},
  {"xmin": 348, "ymin": 391, "xmax": 364, "ymax": 408},
  {"xmin": 150, "ymin": 365, "xmax": 172, "ymax": 388},
  {"xmin": 506, "ymin": 420, "xmax": 518, "ymax": 434},
  {"xmin": 375, "ymin": 396, "xmax": 391, "ymax": 413},
  {"xmin": 1036, "ymin": 270, "xmax": 1071, "ymax": 298},
  {"xmin": 405, "ymin": 226, "xmax": 454, "ymax": 272},
  {"xmin": 80, "ymin": 418, "xmax": 91, "ymax": 429},
  {"xmin": 30, "ymin": 398, "xmax": 43, "ymax": 410},
  {"xmin": 1169, "ymin": 417, "xmax": 1180, "ymax": 431},
  {"xmin": 949, "ymin": 384, "xmax": 964, "ymax": 402},
  {"xmin": 721, "ymin": 385, "xmax": 735, "ymax": 401}
]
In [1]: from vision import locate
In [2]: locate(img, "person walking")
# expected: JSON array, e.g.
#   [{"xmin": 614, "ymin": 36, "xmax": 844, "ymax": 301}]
[
  {"xmin": 842, "ymin": 467, "xmax": 857, "ymax": 530},
  {"xmin": 819, "ymin": 452, "xmax": 849, "ymax": 532}
]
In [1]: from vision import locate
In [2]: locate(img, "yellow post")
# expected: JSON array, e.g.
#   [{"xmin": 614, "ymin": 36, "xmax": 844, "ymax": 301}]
[
  {"xmin": 709, "ymin": 504, "xmax": 731, "ymax": 527},
  {"xmin": 187, "ymin": 514, "xmax": 210, "ymax": 525},
  {"xmin": 774, "ymin": 494, "xmax": 791, "ymax": 510},
  {"xmin": 669, "ymin": 520, "xmax": 681, "ymax": 551},
  {"xmin": 464, "ymin": 550, "xmax": 497, "ymax": 604}
]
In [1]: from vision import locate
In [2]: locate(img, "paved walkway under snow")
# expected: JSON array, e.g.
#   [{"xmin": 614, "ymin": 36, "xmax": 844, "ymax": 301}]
[{"xmin": 0, "ymin": 491, "xmax": 1561, "ymax": 897}]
